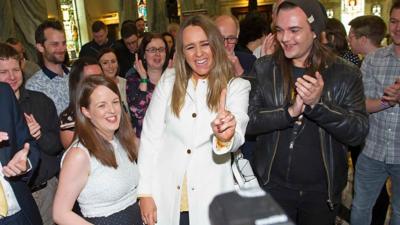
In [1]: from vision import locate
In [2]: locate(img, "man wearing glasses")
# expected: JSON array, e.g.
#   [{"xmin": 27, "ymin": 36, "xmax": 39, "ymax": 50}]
[
  {"xmin": 214, "ymin": 15, "xmax": 256, "ymax": 77},
  {"xmin": 115, "ymin": 21, "xmax": 139, "ymax": 77}
]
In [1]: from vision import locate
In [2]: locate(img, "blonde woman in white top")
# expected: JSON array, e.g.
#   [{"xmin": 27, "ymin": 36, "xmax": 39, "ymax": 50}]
[{"xmin": 138, "ymin": 15, "xmax": 251, "ymax": 225}]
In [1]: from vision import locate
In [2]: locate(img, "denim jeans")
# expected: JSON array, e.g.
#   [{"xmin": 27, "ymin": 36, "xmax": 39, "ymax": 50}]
[{"xmin": 351, "ymin": 153, "xmax": 400, "ymax": 225}]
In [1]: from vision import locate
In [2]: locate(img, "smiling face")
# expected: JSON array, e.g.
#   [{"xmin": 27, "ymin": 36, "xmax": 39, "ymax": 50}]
[
  {"xmin": 390, "ymin": 8, "xmax": 400, "ymax": 46},
  {"xmin": 182, "ymin": 25, "xmax": 214, "ymax": 80},
  {"xmin": 99, "ymin": 52, "xmax": 119, "ymax": 79},
  {"xmin": 0, "ymin": 58, "xmax": 23, "ymax": 95},
  {"xmin": 81, "ymin": 85, "xmax": 121, "ymax": 140},
  {"xmin": 215, "ymin": 16, "xmax": 238, "ymax": 54},
  {"xmin": 37, "ymin": 28, "xmax": 67, "ymax": 65},
  {"xmin": 275, "ymin": 6, "xmax": 315, "ymax": 67},
  {"xmin": 144, "ymin": 38, "xmax": 167, "ymax": 70}
]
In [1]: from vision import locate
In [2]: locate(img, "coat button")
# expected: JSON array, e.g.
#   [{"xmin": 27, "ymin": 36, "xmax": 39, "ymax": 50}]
[
  {"xmin": 177, "ymin": 185, "xmax": 181, "ymax": 190},
  {"xmin": 192, "ymin": 113, "xmax": 197, "ymax": 118},
  {"xmin": 187, "ymin": 149, "xmax": 191, "ymax": 154}
]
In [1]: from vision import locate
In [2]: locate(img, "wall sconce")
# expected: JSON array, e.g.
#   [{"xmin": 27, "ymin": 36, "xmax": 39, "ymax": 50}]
[
  {"xmin": 372, "ymin": 3, "xmax": 381, "ymax": 16},
  {"xmin": 327, "ymin": 9, "xmax": 334, "ymax": 18}
]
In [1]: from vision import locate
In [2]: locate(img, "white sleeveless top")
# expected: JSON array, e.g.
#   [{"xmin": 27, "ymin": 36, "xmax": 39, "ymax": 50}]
[{"xmin": 62, "ymin": 138, "xmax": 139, "ymax": 218}]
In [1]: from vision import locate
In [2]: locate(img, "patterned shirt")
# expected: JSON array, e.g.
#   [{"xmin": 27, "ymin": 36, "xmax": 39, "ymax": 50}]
[
  {"xmin": 361, "ymin": 44, "xmax": 400, "ymax": 164},
  {"xmin": 341, "ymin": 50, "xmax": 361, "ymax": 67},
  {"xmin": 25, "ymin": 65, "xmax": 70, "ymax": 115},
  {"xmin": 125, "ymin": 68, "xmax": 156, "ymax": 138}
]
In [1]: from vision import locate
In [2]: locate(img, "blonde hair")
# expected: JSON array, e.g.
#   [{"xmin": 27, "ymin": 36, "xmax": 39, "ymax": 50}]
[{"xmin": 171, "ymin": 15, "xmax": 234, "ymax": 117}]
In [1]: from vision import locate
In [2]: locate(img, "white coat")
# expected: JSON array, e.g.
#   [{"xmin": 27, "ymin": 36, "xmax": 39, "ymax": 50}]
[{"xmin": 138, "ymin": 68, "xmax": 251, "ymax": 225}]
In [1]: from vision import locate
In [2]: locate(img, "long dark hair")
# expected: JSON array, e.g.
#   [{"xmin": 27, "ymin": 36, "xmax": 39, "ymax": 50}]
[
  {"xmin": 274, "ymin": 2, "xmax": 334, "ymax": 103},
  {"xmin": 162, "ymin": 32, "xmax": 175, "ymax": 60},
  {"xmin": 325, "ymin": 18, "xmax": 349, "ymax": 55},
  {"xmin": 75, "ymin": 75, "xmax": 137, "ymax": 168},
  {"xmin": 63, "ymin": 57, "xmax": 100, "ymax": 119}
]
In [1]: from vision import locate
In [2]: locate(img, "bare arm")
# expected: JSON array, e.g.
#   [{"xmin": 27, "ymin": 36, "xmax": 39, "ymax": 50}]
[
  {"xmin": 60, "ymin": 130, "xmax": 75, "ymax": 149},
  {"xmin": 53, "ymin": 147, "xmax": 92, "ymax": 225},
  {"xmin": 366, "ymin": 98, "xmax": 387, "ymax": 113}
]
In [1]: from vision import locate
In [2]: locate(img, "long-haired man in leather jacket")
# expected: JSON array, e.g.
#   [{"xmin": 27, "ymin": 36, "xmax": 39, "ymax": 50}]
[{"xmin": 247, "ymin": 1, "xmax": 369, "ymax": 224}]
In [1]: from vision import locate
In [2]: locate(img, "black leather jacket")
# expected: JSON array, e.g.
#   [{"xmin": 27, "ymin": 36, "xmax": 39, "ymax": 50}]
[{"xmin": 247, "ymin": 55, "xmax": 369, "ymax": 208}]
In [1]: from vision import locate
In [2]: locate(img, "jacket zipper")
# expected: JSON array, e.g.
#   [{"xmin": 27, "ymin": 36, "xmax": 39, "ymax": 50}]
[
  {"xmin": 259, "ymin": 108, "xmax": 285, "ymax": 114},
  {"xmin": 320, "ymin": 91, "xmax": 343, "ymax": 116},
  {"xmin": 286, "ymin": 120, "xmax": 302, "ymax": 181},
  {"xmin": 320, "ymin": 128, "xmax": 334, "ymax": 210},
  {"xmin": 263, "ymin": 131, "xmax": 280, "ymax": 186},
  {"xmin": 264, "ymin": 64, "xmax": 281, "ymax": 186},
  {"xmin": 321, "ymin": 104, "xmax": 343, "ymax": 116},
  {"xmin": 286, "ymin": 146, "xmax": 293, "ymax": 181},
  {"xmin": 273, "ymin": 65, "xmax": 279, "ymax": 105}
]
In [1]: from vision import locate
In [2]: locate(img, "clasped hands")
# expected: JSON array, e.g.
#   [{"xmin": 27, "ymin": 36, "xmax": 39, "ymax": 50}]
[
  {"xmin": 0, "ymin": 131, "xmax": 30, "ymax": 177},
  {"xmin": 382, "ymin": 78, "xmax": 400, "ymax": 107},
  {"xmin": 289, "ymin": 72, "xmax": 324, "ymax": 118}
]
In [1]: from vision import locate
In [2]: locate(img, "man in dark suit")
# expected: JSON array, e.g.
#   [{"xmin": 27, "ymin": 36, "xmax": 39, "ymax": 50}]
[
  {"xmin": 114, "ymin": 21, "xmax": 139, "ymax": 77},
  {"xmin": 0, "ymin": 82, "xmax": 42, "ymax": 225}
]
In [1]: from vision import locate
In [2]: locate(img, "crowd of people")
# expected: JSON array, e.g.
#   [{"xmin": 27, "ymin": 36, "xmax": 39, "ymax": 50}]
[{"xmin": 0, "ymin": 0, "xmax": 399, "ymax": 225}]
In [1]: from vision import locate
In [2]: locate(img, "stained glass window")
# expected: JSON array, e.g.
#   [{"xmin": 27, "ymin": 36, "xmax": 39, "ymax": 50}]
[
  {"xmin": 60, "ymin": 0, "xmax": 81, "ymax": 59},
  {"xmin": 138, "ymin": 0, "xmax": 147, "ymax": 21}
]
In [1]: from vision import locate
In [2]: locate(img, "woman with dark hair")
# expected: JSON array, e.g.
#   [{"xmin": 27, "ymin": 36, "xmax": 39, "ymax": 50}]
[
  {"xmin": 53, "ymin": 75, "xmax": 141, "ymax": 225},
  {"xmin": 162, "ymin": 32, "xmax": 175, "ymax": 60},
  {"xmin": 59, "ymin": 57, "xmax": 102, "ymax": 149},
  {"xmin": 97, "ymin": 48, "xmax": 129, "ymax": 114},
  {"xmin": 126, "ymin": 32, "xmax": 169, "ymax": 138},
  {"xmin": 322, "ymin": 18, "xmax": 361, "ymax": 67},
  {"xmin": 138, "ymin": 15, "xmax": 250, "ymax": 225}
]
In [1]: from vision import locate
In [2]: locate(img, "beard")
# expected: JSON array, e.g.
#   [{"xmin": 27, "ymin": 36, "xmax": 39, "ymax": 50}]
[{"xmin": 44, "ymin": 51, "xmax": 66, "ymax": 64}]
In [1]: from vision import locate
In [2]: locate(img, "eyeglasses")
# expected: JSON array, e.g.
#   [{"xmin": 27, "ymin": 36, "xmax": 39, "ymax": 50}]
[
  {"xmin": 223, "ymin": 37, "xmax": 238, "ymax": 44},
  {"xmin": 145, "ymin": 47, "xmax": 166, "ymax": 54}
]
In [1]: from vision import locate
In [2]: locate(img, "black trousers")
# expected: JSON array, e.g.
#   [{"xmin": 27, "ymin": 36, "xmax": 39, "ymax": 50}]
[
  {"xmin": 263, "ymin": 184, "xmax": 338, "ymax": 225},
  {"xmin": 179, "ymin": 212, "xmax": 189, "ymax": 225}
]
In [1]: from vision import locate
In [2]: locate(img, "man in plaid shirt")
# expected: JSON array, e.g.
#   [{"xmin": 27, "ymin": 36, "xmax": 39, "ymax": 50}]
[{"xmin": 351, "ymin": 2, "xmax": 400, "ymax": 224}]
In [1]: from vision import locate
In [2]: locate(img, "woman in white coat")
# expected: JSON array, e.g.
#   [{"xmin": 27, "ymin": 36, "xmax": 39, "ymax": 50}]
[{"xmin": 138, "ymin": 15, "xmax": 251, "ymax": 225}]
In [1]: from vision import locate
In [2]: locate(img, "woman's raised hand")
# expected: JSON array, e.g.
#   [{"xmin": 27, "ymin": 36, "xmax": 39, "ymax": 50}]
[
  {"xmin": 134, "ymin": 53, "xmax": 147, "ymax": 79},
  {"xmin": 211, "ymin": 89, "xmax": 236, "ymax": 142}
]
